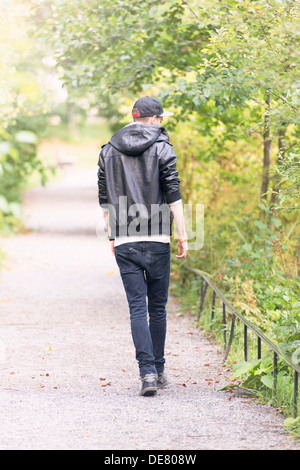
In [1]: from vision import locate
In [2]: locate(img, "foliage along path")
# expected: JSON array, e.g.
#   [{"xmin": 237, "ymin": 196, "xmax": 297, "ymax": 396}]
[{"xmin": 0, "ymin": 166, "xmax": 298, "ymax": 450}]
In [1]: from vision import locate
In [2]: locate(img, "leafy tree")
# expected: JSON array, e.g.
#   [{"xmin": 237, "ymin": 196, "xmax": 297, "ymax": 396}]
[
  {"xmin": 34, "ymin": 0, "xmax": 299, "ymax": 273},
  {"xmin": 0, "ymin": 0, "xmax": 57, "ymax": 231},
  {"xmin": 34, "ymin": 0, "xmax": 300, "ymax": 206}
]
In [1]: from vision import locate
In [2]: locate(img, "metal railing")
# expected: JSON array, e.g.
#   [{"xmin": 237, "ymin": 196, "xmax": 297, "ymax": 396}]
[{"xmin": 183, "ymin": 264, "xmax": 300, "ymax": 418}]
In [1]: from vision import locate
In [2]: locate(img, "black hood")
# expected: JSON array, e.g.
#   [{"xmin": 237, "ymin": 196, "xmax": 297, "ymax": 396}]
[{"xmin": 109, "ymin": 123, "xmax": 170, "ymax": 156}]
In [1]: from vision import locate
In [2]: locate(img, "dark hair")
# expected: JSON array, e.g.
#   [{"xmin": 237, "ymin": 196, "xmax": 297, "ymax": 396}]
[{"xmin": 133, "ymin": 116, "xmax": 153, "ymax": 123}]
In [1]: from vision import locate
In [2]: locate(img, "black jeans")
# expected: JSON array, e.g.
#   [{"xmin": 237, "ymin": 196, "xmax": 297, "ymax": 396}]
[{"xmin": 115, "ymin": 241, "xmax": 170, "ymax": 378}]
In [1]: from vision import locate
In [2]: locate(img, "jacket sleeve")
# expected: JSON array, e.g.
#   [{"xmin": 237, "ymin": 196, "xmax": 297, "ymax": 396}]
[
  {"xmin": 159, "ymin": 143, "xmax": 182, "ymax": 204},
  {"xmin": 97, "ymin": 148, "xmax": 108, "ymax": 209}
]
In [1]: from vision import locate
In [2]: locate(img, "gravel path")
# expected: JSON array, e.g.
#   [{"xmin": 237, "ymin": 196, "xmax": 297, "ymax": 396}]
[{"xmin": 0, "ymin": 167, "xmax": 298, "ymax": 450}]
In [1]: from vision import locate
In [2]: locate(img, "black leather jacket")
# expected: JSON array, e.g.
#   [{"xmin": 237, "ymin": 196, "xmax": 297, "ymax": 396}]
[{"xmin": 97, "ymin": 123, "xmax": 181, "ymax": 239}]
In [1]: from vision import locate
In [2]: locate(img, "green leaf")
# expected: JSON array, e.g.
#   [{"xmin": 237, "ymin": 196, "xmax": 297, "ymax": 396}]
[
  {"xmin": 142, "ymin": 84, "xmax": 155, "ymax": 91},
  {"xmin": 254, "ymin": 220, "xmax": 267, "ymax": 230},
  {"xmin": 192, "ymin": 95, "xmax": 202, "ymax": 106},
  {"xmin": 284, "ymin": 417, "xmax": 300, "ymax": 429},
  {"xmin": 258, "ymin": 202, "xmax": 270, "ymax": 213},
  {"xmin": 271, "ymin": 217, "xmax": 281, "ymax": 227},
  {"xmin": 203, "ymin": 87, "xmax": 211, "ymax": 98},
  {"xmin": 261, "ymin": 374, "xmax": 273, "ymax": 389},
  {"xmin": 292, "ymin": 348, "xmax": 300, "ymax": 365},
  {"xmin": 241, "ymin": 242, "xmax": 252, "ymax": 251},
  {"xmin": 231, "ymin": 359, "xmax": 261, "ymax": 379}
]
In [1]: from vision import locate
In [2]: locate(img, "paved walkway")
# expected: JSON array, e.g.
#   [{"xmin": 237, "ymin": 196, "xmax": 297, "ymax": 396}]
[{"xmin": 0, "ymin": 167, "xmax": 298, "ymax": 450}]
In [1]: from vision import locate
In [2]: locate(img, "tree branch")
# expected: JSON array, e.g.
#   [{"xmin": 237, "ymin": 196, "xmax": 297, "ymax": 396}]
[{"xmin": 181, "ymin": 0, "xmax": 199, "ymax": 20}]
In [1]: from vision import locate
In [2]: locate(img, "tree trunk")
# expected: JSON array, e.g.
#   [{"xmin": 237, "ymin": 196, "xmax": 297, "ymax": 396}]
[
  {"xmin": 260, "ymin": 94, "xmax": 272, "ymax": 202},
  {"xmin": 269, "ymin": 123, "xmax": 286, "ymax": 225},
  {"xmin": 278, "ymin": 126, "xmax": 286, "ymax": 164}
]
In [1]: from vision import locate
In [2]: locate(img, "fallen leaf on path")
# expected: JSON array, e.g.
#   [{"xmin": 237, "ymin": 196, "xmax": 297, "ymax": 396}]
[{"xmin": 100, "ymin": 382, "xmax": 111, "ymax": 387}]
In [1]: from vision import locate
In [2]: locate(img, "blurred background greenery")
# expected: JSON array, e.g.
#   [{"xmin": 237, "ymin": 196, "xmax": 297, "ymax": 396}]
[{"xmin": 0, "ymin": 0, "xmax": 299, "ymax": 427}]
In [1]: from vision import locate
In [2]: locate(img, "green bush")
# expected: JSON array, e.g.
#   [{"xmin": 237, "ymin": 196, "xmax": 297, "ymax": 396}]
[{"xmin": 0, "ymin": 125, "xmax": 47, "ymax": 233}]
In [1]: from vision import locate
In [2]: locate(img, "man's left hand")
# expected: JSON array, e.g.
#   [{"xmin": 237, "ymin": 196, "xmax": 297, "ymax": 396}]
[{"xmin": 176, "ymin": 240, "xmax": 188, "ymax": 259}]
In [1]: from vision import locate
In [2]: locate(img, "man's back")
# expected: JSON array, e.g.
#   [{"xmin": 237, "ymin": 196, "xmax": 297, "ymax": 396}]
[{"xmin": 98, "ymin": 122, "xmax": 181, "ymax": 238}]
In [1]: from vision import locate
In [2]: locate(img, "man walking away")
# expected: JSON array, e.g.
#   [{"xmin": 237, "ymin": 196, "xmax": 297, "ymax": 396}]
[{"xmin": 98, "ymin": 96, "xmax": 188, "ymax": 396}]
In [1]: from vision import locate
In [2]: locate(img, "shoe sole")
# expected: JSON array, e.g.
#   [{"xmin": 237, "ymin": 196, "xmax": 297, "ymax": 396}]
[
  {"xmin": 157, "ymin": 381, "xmax": 169, "ymax": 390},
  {"xmin": 139, "ymin": 387, "xmax": 157, "ymax": 397}
]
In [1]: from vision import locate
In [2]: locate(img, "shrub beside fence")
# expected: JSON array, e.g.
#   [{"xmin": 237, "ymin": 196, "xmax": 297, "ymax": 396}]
[{"xmin": 182, "ymin": 264, "xmax": 300, "ymax": 418}]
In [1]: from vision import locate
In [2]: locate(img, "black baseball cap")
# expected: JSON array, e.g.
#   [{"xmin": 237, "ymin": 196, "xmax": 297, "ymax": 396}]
[{"xmin": 132, "ymin": 96, "xmax": 174, "ymax": 118}]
